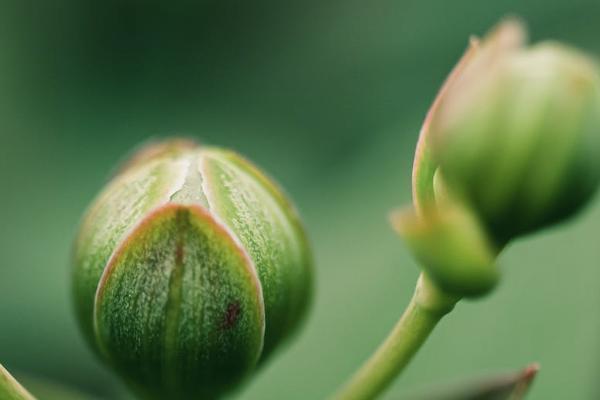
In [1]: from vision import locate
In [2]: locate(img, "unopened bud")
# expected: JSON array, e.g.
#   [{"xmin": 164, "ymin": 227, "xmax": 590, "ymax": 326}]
[{"xmin": 72, "ymin": 139, "xmax": 313, "ymax": 399}]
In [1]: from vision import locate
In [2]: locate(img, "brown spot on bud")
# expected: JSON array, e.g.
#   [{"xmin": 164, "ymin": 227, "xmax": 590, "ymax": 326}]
[{"xmin": 221, "ymin": 302, "xmax": 241, "ymax": 330}]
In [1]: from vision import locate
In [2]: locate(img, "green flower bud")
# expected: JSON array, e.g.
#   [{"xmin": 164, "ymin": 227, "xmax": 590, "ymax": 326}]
[
  {"xmin": 429, "ymin": 19, "xmax": 600, "ymax": 244},
  {"xmin": 72, "ymin": 139, "xmax": 312, "ymax": 399},
  {"xmin": 399, "ymin": 19, "xmax": 600, "ymax": 297}
]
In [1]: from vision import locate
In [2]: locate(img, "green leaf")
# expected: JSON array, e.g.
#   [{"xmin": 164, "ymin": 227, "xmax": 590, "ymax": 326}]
[
  {"xmin": 0, "ymin": 363, "xmax": 35, "ymax": 400},
  {"xmin": 412, "ymin": 363, "xmax": 539, "ymax": 400}
]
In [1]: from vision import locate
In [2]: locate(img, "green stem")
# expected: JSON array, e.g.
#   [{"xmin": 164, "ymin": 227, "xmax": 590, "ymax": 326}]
[
  {"xmin": 332, "ymin": 273, "xmax": 460, "ymax": 400},
  {"xmin": 0, "ymin": 363, "xmax": 35, "ymax": 400}
]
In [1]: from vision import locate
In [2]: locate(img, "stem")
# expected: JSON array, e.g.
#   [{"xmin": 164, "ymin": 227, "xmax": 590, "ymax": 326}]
[
  {"xmin": 332, "ymin": 273, "xmax": 459, "ymax": 400},
  {"xmin": 0, "ymin": 363, "xmax": 35, "ymax": 400}
]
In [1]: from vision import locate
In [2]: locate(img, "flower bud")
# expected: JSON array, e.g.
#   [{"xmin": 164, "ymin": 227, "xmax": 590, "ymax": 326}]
[
  {"xmin": 400, "ymin": 19, "xmax": 600, "ymax": 297},
  {"xmin": 72, "ymin": 139, "xmax": 312, "ymax": 399},
  {"xmin": 429, "ymin": 19, "xmax": 600, "ymax": 244}
]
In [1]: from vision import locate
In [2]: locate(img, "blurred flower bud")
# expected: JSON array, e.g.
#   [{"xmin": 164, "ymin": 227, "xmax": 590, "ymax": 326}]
[
  {"xmin": 429, "ymin": 19, "xmax": 600, "ymax": 244},
  {"xmin": 72, "ymin": 139, "xmax": 312, "ymax": 399},
  {"xmin": 398, "ymin": 19, "xmax": 600, "ymax": 297}
]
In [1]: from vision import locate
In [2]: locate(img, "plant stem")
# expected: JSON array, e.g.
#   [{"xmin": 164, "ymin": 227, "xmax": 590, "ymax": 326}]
[
  {"xmin": 0, "ymin": 363, "xmax": 35, "ymax": 400},
  {"xmin": 332, "ymin": 273, "xmax": 459, "ymax": 400}
]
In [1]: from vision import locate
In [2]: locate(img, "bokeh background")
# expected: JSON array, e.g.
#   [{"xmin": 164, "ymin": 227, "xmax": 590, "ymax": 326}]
[{"xmin": 1, "ymin": 0, "xmax": 600, "ymax": 399}]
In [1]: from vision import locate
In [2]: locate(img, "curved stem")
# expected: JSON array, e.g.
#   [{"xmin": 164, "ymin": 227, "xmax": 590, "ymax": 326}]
[{"xmin": 332, "ymin": 273, "xmax": 460, "ymax": 400}]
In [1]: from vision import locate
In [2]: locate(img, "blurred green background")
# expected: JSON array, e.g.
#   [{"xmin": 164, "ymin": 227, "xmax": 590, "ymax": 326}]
[{"xmin": 1, "ymin": 0, "xmax": 600, "ymax": 399}]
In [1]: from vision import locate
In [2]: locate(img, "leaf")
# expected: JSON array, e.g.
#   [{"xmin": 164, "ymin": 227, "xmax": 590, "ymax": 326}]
[
  {"xmin": 412, "ymin": 363, "xmax": 539, "ymax": 400},
  {"xmin": 0, "ymin": 363, "xmax": 35, "ymax": 400}
]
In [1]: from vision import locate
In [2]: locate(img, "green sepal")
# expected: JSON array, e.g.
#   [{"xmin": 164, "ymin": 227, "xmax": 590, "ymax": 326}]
[
  {"xmin": 93, "ymin": 204, "xmax": 265, "ymax": 400},
  {"xmin": 72, "ymin": 155, "xmax": 190, "ymax": 349},
  {"xmin": 412, "ymin": 36, "xmax": 481, "ymax": 214},
  {"xmin": 392, "ymin": 202, "xmax": 499, "ymax": 297},
  {"xmin": 201, "ymin": 148, "xmax": 313, "ymax": 360}
]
